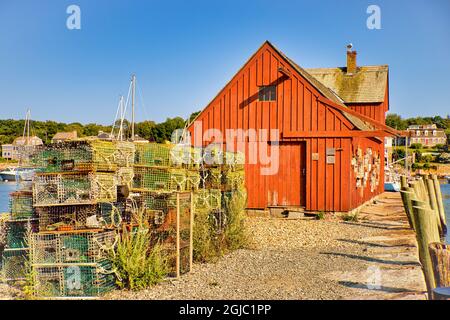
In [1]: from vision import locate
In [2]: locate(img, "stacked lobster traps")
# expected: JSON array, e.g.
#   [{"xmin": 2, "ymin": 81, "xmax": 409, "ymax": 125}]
[
  {"xmin": 1, "ymin": 139, "xmax": 135, "ymax": 298},
  {"xmin": 1, "ymin": 139, "xmax": 246, "ymax": 298},
  {"xmin": 1, "ymin": 190, "xmax": 37, "ymax": 281},
  {"xmin": 132, "ymin": 143, "xmax": 194, "ymax": 277}
]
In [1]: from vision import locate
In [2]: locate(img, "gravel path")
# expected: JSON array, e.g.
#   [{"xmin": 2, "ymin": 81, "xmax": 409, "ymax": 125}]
[{"xmin": 105, "ymin": 217, "xmax": 386, "ymax": 300}]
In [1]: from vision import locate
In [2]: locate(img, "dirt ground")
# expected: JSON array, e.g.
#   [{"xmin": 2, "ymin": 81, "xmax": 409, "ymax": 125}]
[{"xmin": 104, "ymin": 192, "xmax": 426, "ymax": 300}]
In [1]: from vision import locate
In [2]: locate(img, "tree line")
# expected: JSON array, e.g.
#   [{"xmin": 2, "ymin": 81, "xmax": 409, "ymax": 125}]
[
  {"xmin": 0, "ymin": 111, "xmax": 201, "ymax": 145},
  {"xmin": 386, "ymin": 114, "xmax": 450, "ymax": 135}
]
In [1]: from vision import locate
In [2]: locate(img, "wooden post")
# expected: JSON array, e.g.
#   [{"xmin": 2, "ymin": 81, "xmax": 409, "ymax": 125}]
[
  {"xmin": 412, "ymin": 201, "xmax": 440, "ymax": 299},
  {"xmin": 411, "ymin": 181, "xmax": 424, "ymax": 202},
  {"xmin": 176, "ymin": 192, "xmax": 180, "ymax": 278},
  {"xmin": 429, "ymin": 243, "xmax": 450, "ymax": 291},
  {"xmin": 432, "ymin": 174, "xmax": 447, "ymax": 228},
  {"xmin": 419, "ymin": 177, "xmax": 430, "ymax": 204},
  {"xmin": 401, "ymin": 175, "xmax": 408, "ymax": 190},
  {"xmin": 400, "ymin": 190, "xmax": 416, "ymax": 230},
  {"xmin": 189, "ymin": 191, "xmax": 194, "ymax": 272},
  {"xmin": 425, "ymin": 176, "xmax": 443, "ymax": 235}
]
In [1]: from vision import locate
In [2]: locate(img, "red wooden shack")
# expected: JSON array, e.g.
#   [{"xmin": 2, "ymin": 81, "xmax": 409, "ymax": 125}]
[{"xmin": 188, "ymin": 41, "xmax": 398, "ymax": 213}]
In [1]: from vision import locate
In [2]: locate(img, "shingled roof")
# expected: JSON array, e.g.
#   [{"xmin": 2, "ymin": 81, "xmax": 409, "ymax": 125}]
[{"xmin": 304, "ymin": 66, "xmax": 388, "ymax": 104}]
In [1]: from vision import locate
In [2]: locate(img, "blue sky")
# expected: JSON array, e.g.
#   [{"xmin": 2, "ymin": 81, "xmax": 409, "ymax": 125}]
[{"xmin": 0, "ymin": 0, "xmax": 449, "ymax": 125}]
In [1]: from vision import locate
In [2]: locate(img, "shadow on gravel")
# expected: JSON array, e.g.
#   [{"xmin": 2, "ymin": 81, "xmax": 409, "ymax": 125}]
[
  {"xmin": 338, "ymin": 281, "xmax": 414, "ymax": 294},
  {"xmin": 337, "ymin": 239, "xmax": 414, "ymax": 248},
  {"xmin": 320, "ymin": 252, "xmax": 421, "ymax": 267},
  {"xmin": 342, "ymin": 221, "xmax": 409, "ymax": 231}
]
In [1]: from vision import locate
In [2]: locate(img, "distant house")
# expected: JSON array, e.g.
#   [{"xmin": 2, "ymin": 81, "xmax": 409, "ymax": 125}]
[
  {"xmin": 131, "ymin": 135, "xmax": 149, "ymax": 143},
  {"xmin": 51, "ymin": 131, "xmax": 78, "ymax": 143},
  {"xmin": 1, "ymin": 136, "xmax": 43, "ymax": 160},
  {"xmin": 2, "ymin": 144, "xmax": 14, "ymax": 160},
  {"xmin": 97, "ymin": 131, "xmax": 113, "ymax": 140},
  {"xmin": 407, "ymin": 124, "xmax": 447, "ymax": 147}
]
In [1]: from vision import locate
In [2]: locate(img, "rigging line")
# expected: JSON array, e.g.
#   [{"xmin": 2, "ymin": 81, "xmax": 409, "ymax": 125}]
[
  {"xmin": 111, "ymin": 96, "xmax": 123, "ymax": 138},
  {"xmin": 136, "ymin": 78, "xmax": 150, "ymax": 123},
  {"xmin": 119, "ymin": 80, "xmax": 132, "ymax": 140}
]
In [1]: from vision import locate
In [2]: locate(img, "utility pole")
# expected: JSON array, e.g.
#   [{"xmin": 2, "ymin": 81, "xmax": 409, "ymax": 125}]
[{"xmin": 131, "ymin": 74, "xmax": 136, "ymax": 141}]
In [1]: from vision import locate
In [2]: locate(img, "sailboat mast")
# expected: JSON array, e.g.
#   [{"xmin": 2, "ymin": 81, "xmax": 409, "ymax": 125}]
[{"xmin": 131, "ymin": 74, "xmax": 136, "ymax": 141}]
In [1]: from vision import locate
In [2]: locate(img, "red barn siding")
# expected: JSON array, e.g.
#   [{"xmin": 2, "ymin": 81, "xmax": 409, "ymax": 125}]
[{"xmin": 189, "ymin": 42, "xmax": 387, "ymax": 212}]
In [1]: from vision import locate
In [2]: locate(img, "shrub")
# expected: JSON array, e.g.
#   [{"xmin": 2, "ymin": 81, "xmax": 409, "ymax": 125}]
[
  {"xmin": 193, "ymin": 188, "xmax": 248, "ymax": 263},
  {"xmin": 110, "ymin": 207, "xmax": 169, "ymax": 291},
  {"xmin": 421, "ymin": 154, "xmax": 433, "ymax": 163},
  {"xmin": 342, "ymin": 212, "xmax": 359, "ymax": 222},
  {"xmin": 223, "ymin": 189, "xmax": 248, "ymax": 251},
  {"xmin": 410, "ymin": 143, "xmax": 423, "ymax": 150}
]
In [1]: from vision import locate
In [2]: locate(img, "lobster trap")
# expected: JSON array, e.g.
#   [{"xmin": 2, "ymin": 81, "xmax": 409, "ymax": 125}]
[
  {"xmin": 135, "ymin": 192, "xmax": 193, "ymax": 276},
  {"xmin": 35, "ymin": 204, "xmax": 110, "ymax": 232},
  {"xmin": 133, "ymin": 167, "xmax": 187, "ymax": 192},
  {"xmin": 1, "ymin": 248, "xmax": 29, "ymax": 281},
  {"xmin": 29, "ymin": 230, "xmax": 116, "ymax": 265},
  {"xmin": 222, "ymin": 169, "xmax": 245, "ymax": 190},
  {"xmin": 135, "ymin": 143, "xmax": 180, "ymax": 167},
  {"xmin": 30, "ymin": 140, "xmax": 135, "ymax": 173},
  {"xmin": 9, "ymin": 191, "xmax": 35, "ymax": 220},
  {"xmin": 4, "ymin": 219, "xmax": 37, "ymax": 249},
  {"xmin": 116, "ymin": 167, "xmax": 134, "ymax": 190},
  {"xmin": 32, "ymin": 260, "xmax": 115, "ymax": 298},
  {"xmin": 193, "ymin": 189, "xmax": 222, "ymax": 212},
  {"xmin": 200, "ymin": 167, "xmax": 222, "ymax": 189},
  {"xmin": 33, "ymin": 172, "xmax": 117, "ymax": 206}
]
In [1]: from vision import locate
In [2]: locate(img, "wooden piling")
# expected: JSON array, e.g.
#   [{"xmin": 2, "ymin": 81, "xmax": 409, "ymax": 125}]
[
  {"xmin": 425, "ymin": 176, "xmax": 443, "ymax": 235},
  {"xmin": 418, "ymin": 177, "xmax": 430, "ymax": 204},
  {"xmin": 432, "ymin": 174, "xmax": 447, "ymax": 228},
  {"xmin": 400, "ymin": 190, "xmax": 416, "ymax": 230},
  {"xmin": 412, "ymin": 201, "xmax": 440, "ymax": 298},
  {"xmin": 429, "ymin": 243, "xmax": 450, "ymax": 290},
  {"xmin": 401, "ymin": 175, "xmax": 408, "ymax": 190}
]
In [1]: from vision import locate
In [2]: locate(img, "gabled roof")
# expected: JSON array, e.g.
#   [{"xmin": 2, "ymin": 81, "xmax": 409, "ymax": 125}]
[
  {"xmin": 305, "ymin": 66, "xmax": 388, "ymax": 104},
  {"xmin": 52, "ymin": 131, "xmax": 78, "ymax": 141},
  {"xmin": 266, "ymin": 42, "xmax": 373, "ymax": 131}
]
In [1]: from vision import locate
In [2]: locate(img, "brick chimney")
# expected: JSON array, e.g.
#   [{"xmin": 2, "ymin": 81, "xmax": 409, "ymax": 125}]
[{"xmin": 346, "ymin": 44, "xmax": 357, "ymax": 74}]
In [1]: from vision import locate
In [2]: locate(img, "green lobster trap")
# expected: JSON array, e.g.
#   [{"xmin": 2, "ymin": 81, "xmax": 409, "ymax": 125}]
[
  {"xmin": 32, "ymin": 260, "xmax": 116, "ymax": 298},
  {"xmin": 1, "ymin": 248, "xmax": 29, "ymax": 281},
  {"xmin": 9, "ymin": 191, "xmax": 35, "ymax": 220},
  {"xmin": 135, "ymin": 143, "xmax": 184, "ymax": 167},
  {"xmin": 4, "ymin": 219, "xmax": 37, "ymax": 249},
  {"xmin": 33, "ymin": 172, "xmax": 117, "ymax": 206},
  {"xmin": 30, "ymin": 139, "xmax": 135, "ymax": 173},
  {"xmin": 30, "ymin": 230, "xmax": 116, "ymax": 265},
  {"xmin": 133, "ymin": 167, "xmax": 187, "ymax": 191}
]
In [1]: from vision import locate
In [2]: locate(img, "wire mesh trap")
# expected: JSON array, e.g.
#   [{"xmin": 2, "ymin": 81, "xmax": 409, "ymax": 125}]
[
  {"xmin": 33, "ymin": 260, "xmax": 115, "ymax": 298},
  {"xmin": 30, "ymin": 140, "xmax": 135, "ymax": 173},
  {"xmin": 33, "ymin": 172, "xmax": 117, "ymax": 206},
  {"xmin": 132, "ymin": 167, "xmax": 187, "ymax": 192},
  {"xmin": 9, "ymin": 191, "xmax": 35, "ymax": 220},
  {"xmin": 1, "ymin": 248, "xmax": 29, "ymax": 281},
  {"xmin": 30, "ymin": 230, "xmax": 116, "ymax": 265}
]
